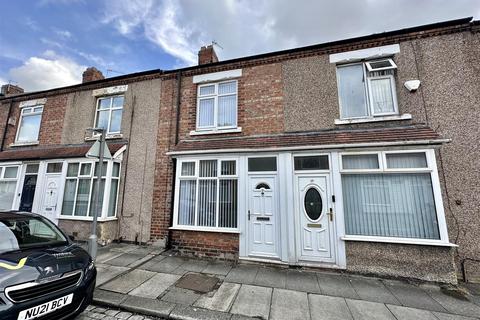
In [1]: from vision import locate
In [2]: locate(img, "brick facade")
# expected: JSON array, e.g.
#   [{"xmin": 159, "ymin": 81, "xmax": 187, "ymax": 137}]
[{"xmin": 170, "ymin": 230, "xmax": 239, "ymax": 259}]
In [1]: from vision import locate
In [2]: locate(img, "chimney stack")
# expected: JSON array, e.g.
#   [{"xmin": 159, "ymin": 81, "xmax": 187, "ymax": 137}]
[
  {"xmin": 1, "ymin": 84, "xmax": 24, "ymax": 96},
  {"xmin": 198, "ymin": 45, "xmax": 219, "ymax": 65},
  {"xmin": 82, "ymin": 67, "xmax": 104, "ymax": 83}
]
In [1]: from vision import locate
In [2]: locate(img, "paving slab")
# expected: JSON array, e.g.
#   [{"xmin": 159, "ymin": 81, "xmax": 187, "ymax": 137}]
[
  {"xmin": 129, "ymin": 272, "xmax": 181, "ymax": 298},
  {"xmin": 96, "ymin": 265, "xmax": 130, "ymax": 286},
  {"xmin": 121, "ymin": 295, "xmax": 175, "ymax": 318},
  {"xmin": 346, "ymin": 299, "xmax": 396, "ymax": 320},
  {"xmin": 101, "ymin": 269, "xmax": 156, "ymax": 294},
  {"xmin": 93, "ymin": 289, "xmax": 128, "ymax": 307},
  {"xmin": 425, "ymin": 288, "xmax": 480, "ymax": 318},
  {"xmin": 309, "ymin": 294, "xmax": 353, "ymax": 320},
  {"xmin": 194, "ymin": 282, "xmax": 241, "ymax": 312},
  {"xmin": 170, "ymin": 305, "xmax": 232, "ymax": 320},
  {"xmin": 96, "ymin": 250, "xmax": 125, "ymax": 264},
  {"xmin": 387, "ymin": 304, "xmax": 438, "ymax": 320},
  {"xmin": 173, "ymin": 259, "xmax": 209, "ymax": 274},
  {"xmin": 104, "ymin": 253, "xmax": 150, "ymax": 267},
  {"xmin": 203, "ymin": 262, "xmax": 233, "ymax": 276},
  {"xmin": 230, "ymin": 284, "xmax": 273, "ymax": 319},
  {"xmin": 161, "ymin": 286, "xmax": 202, "ymax": 305},
  {"xmin": 349, "ymin": 277, "xmax": 400, "ymax": 305},
  {"xmin": 225, "ymin": 265, "xmax": 259, "ymax": 285},
  {"xmin": 269, "ymin": 288, "xmax": 309, "ymax": 320},
  {"xmin": 383, "ymin": 280, "xmax": 447, "ymax": 312},
  {"xmin": 110, "ymin": 244, "xmax": 139, "ymax": 253},
  {"xmin": 175, "ymin": 273, "xmax": 219, "ymax": 293},
  {"xmin": 286, "ymin": 270, "xmax": 321, "ymax": 293},
  {"xmin": 139, "ymin": 256, "xmax": 187, "ymax": 273},
  {"xmin": 433, "ymin": 312, "xmax": 479, "ymax": 320},
  {"xmin": 316, "ymin": 273, "xmax": 359, "ymax": 299},
  {"xmin": 254, "ymin": 267, "xmax": 287, "ymax": 288}
]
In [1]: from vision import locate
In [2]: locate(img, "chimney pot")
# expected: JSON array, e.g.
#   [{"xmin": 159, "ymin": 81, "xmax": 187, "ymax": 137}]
[
  {"xmin": 198, "ymin": 45, "xmax": 219, "ymax": 65},
  {"xmin": 82, "ymin": 67, "xmax": 104, "ymax": 83},
  {"xmin": 1, "ymin": 84, "xmax": 24, "ymax": 96}
]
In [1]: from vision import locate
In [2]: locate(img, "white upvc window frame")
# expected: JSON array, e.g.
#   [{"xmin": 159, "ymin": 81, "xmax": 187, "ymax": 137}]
[
  {"xmin": 172, "ymin": 158, "xmax": 239, "ymax": 232},
  {"xmin": 336, "ymin": 60, "xmax": 399, "ymax": 120},
  {"xmin": 0, "ymin": 163, "xmax": 21, "ymax": 211},
  {"xmin": 15, "ymin": 105, "xmax": 44, "ymax": 144},
  {"xmin": 196, "ymin": 80, "xmax": 238, "ymax": 132},
  {"xmin": 94, "ymin": 94, "xmax": 124, "ymax": 135},
  {"xmin": 58, "ymin": 159, "xmax": 121, "ymax": 221},
  {"xmin": 339, "ymin": 149, "xmax": 451, "ymax": 246}
]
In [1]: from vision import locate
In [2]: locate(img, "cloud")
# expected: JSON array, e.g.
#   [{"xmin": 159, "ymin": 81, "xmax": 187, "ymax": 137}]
[
  {"xmin": 103, "ymin": 0, "xmax": 480, "ymax": 67},
  {"xmin": 8, "ymin": 51, "xmax": 86, "ymax": 91},
  {"xmin": 55, "ymin": 29, "xmax": 72, "ymax": 39}
]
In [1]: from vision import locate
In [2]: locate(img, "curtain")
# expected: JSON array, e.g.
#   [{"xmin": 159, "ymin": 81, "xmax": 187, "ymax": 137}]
[
  {"xmin": 219, "ymin": 179, "xmax": 237, "ymax": 228},
  {"xmin": 178, "ymin": 180, "xmax": 196, "ymax": 225},
  {"xmin": 337, "ymin": 64, "xmax": 368, "ymax": 118},
  {"xmin": 342, "ymin": 173, "xmax": 440, "ymax": 239},
  {"xmin": 218, "ymin": 95, "xmax": 237, "ymax": 127},
  {"xmin": 198, "ymin": 98, "xmax": 215, "ymax": 127},
  {"xmin": 369, "ymin": 77, "xmax": 395, "ymax": 114},
  {"xmin": 108, "ymin": 179, "xmax": 119, "ymax": 217},
  {"xmin": 89, "ymin": 178, "xmax": 105, "ymax": 217},
  {"xmin": 0, "ymin": 181, "xmax": 16, "ymax": 210},
  {"xmin": 61, "ymin": 179, "xmax": 77, "ymax": 215},
  {"xmin": 197, "ymin": 180, "xmax": 217, "ymax": 227},
  {"xmin": 75, "ymin": 179, "xmax": 91, "ymax": 216}
]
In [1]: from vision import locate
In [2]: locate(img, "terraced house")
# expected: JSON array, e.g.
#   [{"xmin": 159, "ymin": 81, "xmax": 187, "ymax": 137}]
[{"xmin": 0, "ymin": 17, "xmax": 478, "ymax": 284}]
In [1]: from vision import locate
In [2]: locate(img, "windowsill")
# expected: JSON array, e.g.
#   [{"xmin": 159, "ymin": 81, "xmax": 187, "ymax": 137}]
[
  {"xmin": 335, "ymin": 113, "xmax": 412, "ymax": 125},
  {"xmin": 58, "ymin": 216, "xmax": 118, "ymax": 222},
  {"xmin": 10, "ymin": 141, "xmax": 40, "ymax": 147},
  {"xmin": 190, "ymin": 127, "xmax": 242, "ymax": 136},
  {"xmin": 341, "ymin": 235, "xmax": 457, "ymax": 247},
  {"xmin": 85, "ymin": 133, "xmax": 124, "ymax": 141},
  {"xmin": 169, "ymin": 226, "xmax": 240, "ymax": 234}
]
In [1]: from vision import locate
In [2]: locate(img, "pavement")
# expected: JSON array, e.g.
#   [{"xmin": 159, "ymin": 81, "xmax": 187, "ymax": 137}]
[{"xmin": 76, "ymin": 243, "xmax": 480, "ymax": 320}]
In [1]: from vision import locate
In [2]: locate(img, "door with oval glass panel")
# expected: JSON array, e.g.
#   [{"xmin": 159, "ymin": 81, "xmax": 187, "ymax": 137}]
[{"xmin": 296, "ymin": 175, "xmax": 335, "ymax": 262}]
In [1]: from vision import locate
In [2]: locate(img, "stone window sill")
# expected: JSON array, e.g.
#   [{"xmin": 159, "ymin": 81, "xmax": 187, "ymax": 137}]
[
  {"xmin": 10, "ymin": 141, "xmax": 39, "ymax": 147},
  {"xmin": 85, "ymin": 133, "xmax": 124, "ymax": 141},
  {"xmin": 190, "ymin": 127, "xmax": 242, "ymax": 136},
  {"xmin": 335, "ymin": 114, "xmax": 412, "ymax": 125}
]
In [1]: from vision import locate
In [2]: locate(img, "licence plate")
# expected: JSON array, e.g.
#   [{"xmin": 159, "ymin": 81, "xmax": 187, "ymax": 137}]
[{"xmin": 17, "ymin": 293, "xmax": 73, "ymax": 320}]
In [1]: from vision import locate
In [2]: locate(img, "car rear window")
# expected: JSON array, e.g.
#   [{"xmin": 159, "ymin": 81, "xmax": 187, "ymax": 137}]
[{"xmin": 0, "ymin": 216, "xmax": 67, "ymax": 254}]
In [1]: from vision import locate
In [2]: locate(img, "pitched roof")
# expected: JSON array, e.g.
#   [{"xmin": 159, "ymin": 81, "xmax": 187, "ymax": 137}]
[
  {"xmin": 0, "ymin": 142, "xmax": 127, "ymax": 161},
  {"xmin": 171, "ymin": 126, "xmax": 443, "ymax": 153}
]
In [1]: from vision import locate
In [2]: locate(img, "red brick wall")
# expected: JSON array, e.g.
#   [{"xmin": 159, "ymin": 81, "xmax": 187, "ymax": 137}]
[
  {"xmin": 170, "ymin": 230, "xmax": 239, "ymax": 260},
  {"xmin": 3, "ymin": 94, "xmax": 68, "ymax": 148}
]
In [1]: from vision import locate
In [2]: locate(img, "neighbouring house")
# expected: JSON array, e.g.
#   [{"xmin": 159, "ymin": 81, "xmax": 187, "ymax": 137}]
[
  {"xmin": 0, "ymin": 68, "xmax": 161, "ymax": 244},
  {"xmin": 0, "ymin": 17, "xmax": 478, "ymax": 285}
]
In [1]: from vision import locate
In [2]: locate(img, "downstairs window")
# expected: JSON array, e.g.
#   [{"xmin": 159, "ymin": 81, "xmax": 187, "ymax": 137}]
[
  {"xmin": 176, "ymin": 159, "xmax": 238, "ymax": 229},
  {"xmin": 341, "ymin": 152, "xmax": 442, "ymax": 240}
]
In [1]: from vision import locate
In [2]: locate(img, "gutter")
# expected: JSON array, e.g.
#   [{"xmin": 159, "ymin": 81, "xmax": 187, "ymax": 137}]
[
  {"xmin": 166, "ymin": 139, "xmax": 452, "ymax": 156},
  {"xmin": 1, "ymin": 101, "xmax": 13, "ymax": 151}
]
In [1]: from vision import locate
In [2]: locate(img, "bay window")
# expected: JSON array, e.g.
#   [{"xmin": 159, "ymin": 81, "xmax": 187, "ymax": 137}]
[
  {"xmin": 0, "ymin": 165, "xmax": 19, "ymax": 210},
  {"xmin": 175, "ymin": 159, "xmax": 238, "ymax": 230},
  {"xmin": 61, "ymin": 160, "xmax": 120, "ymax": 219},
  {"xmin": 196, "ymin": 81, "xmax": 238, "ymax": 131},
  {"xmin": 336, "ymin": 59, "xmax": 398, "ymax": 119},
  {"xmin": 341, "ymin": 151, "xmax": 445, "ymax": 241}
]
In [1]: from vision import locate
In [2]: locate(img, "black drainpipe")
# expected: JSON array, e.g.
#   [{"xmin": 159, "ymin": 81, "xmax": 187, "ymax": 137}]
[
  {"xmin": 167, "ymin": 71, "xmax": 182, "ymax": 249},
  {"xmin": 1, "ymin": 100, "xmax": 13, "ymax": 152}
]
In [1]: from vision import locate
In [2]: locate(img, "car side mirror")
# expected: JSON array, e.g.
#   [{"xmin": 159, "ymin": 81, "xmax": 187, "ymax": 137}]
[{"xmin": 68, "ymin": 235, "xmax": 75, "ymax": 241}]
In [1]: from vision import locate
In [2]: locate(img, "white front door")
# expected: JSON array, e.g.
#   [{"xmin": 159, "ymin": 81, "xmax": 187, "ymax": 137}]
[
  {"xmin": 296, "ymin": 175, "xmax": 335, "ymax": 263},
  {"xmin": 40, "ymin": 174, "xmax": 62, "ymax": 224},
  {"xmin": 247, "ymin": 176, "xmax": 279, "ymax": 258}
]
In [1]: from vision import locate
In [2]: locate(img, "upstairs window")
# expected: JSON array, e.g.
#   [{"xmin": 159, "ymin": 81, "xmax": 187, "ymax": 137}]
[
  {"xmin": 197, "ymin": 81, "xmax": 237, "ymax": 131},
  {"xmin": 16, "ymin": 106, "xmax": 43, "ymax": 143},
  {"xmin": 336, "ymin": 59, "xmax": 398, "ymax": 119},
  {"xmin": 95, "ymin": 95, "xmax": 124, "ymax": 134}
]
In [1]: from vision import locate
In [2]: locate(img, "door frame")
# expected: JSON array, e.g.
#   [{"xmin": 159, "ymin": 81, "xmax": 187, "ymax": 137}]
[
  {"xmin": 16, "ymin": 162, "xmax": 41, "ymax": 213},
  {"xmin": 294, "ymin": 172, "xmax": 336, "ymax": 264},
  {"xmin": 36, "ymin": 160, "xmax": 66, "ymax": 224}
]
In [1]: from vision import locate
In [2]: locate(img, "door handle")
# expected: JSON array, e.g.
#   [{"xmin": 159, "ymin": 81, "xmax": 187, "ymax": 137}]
[
  {"xmin": 329, "ymin": 208, "xmax": 334, "ymax": 222},
  {"xmin": 248, "ymin": 210, "xmax": 251, "ymax": 221}
]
